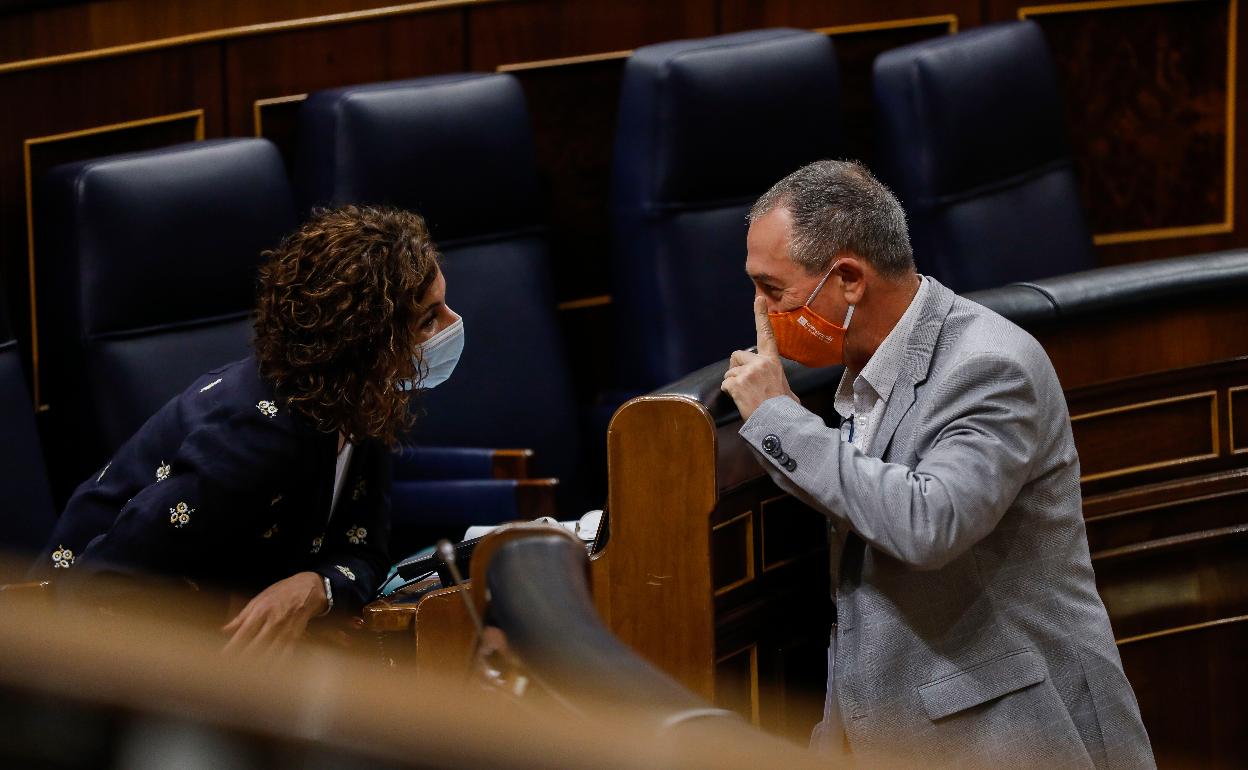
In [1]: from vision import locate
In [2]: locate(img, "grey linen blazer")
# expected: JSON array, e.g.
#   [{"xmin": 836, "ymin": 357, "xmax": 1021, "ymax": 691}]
[{"xmin": 739, "ymin": 278, "xmax": 1154, "ymax": 769}]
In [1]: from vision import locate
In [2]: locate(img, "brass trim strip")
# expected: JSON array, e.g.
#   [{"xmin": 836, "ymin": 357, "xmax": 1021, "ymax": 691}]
[
  {"xmin": 0, "ymin": 0, "xmax": 497, "ymax": 75},
  {"xmin": 712, "ymin": 509, "xmax": 755, "ymax": 597},
  {"xmin": 1020, "ymin": 0, "xmax": 1209, "ymax": 17},
  {"xmin": 1020, "ymin": 0, "xmax": 1237, "ymax": 245},
  {"xmin": 1116, "ymin": 613, "xmax": 1248, "ymax": 646},
  {"xmin": 1229, "ymin": 385, "xmax": 1248, "ymax": 453},
  {"xmin": 1071, "ymin": 391, "xmax": 1220, "ymax": 482},
  {"xmin": 1084, "ymin": 485, "xmax": 1248, "ymax": 523},
  {"xmin": 556, "ymin": 295, "xmax": 611, "ymax": 311},
  {"xmin": 497, "ymin": 50, "xmax": 632, "ymax": 73},
  {"xmin": 22, "ymin": 109, "xmax": 206, "ymax": 408},
  {"xmin": 253, "ymin": 94, "xmax": 308, "ymax": 138},
  {"xmin": 815, "ymin": 14, "xmax": 959, "ymax": 36}
]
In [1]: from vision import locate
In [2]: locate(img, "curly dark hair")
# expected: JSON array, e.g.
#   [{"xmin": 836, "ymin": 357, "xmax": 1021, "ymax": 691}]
[{"xmin": 254, "ymin": 205, "xmax": 440, "ymax": 446}]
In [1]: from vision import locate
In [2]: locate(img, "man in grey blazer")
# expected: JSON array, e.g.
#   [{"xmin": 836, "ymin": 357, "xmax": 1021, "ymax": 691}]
[{"xmin": 722, "ymin": 160, "xmax": 1153, "ymax": 768}]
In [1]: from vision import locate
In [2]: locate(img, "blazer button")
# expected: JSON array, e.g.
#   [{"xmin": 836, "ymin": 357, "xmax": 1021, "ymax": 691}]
[
  {"xmin": 783, "ymin": 458, "xmax": 797, "ymax": 472},
  {"xmin": 776, "ymin": 452, "xmax": 790, "ymax": 464},
  {"xmin": 761, "ymin": 434, "xmax": 781, "ymax": 455}
]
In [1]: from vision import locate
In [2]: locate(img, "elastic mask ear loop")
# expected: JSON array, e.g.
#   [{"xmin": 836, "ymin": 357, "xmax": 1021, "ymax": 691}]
[
  {"xmin": 804, "ymin": 259, "xmax": 841, "ymax": 305},
  {"xmin": 843, "ymin": 304, "xmax": 855, "ymax": 328}
]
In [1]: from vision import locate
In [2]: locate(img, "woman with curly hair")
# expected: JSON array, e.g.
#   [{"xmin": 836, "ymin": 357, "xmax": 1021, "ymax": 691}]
[{"xmin": 39, "ymin": 205, "xmax": 460, "ymax": 652}]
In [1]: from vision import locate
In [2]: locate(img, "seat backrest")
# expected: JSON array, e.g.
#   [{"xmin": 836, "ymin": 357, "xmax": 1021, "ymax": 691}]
[
  {"xmin": 610, "ymin": 29, "xmax": 843, "ymax": 391},
  {"xmin": 873, "ymin": 21, "xmax": 1096, "ymax": 293},
  {"xmin": 0, "ymin": 306, "xmax": 56, "ymax": 560},
  {"xmin": 296, "ymin": 74, "xmax": 583, "ymax": 500},
  {"xmin": 37, "ymin": 139, "xmax": 296, "ymax": 492}
]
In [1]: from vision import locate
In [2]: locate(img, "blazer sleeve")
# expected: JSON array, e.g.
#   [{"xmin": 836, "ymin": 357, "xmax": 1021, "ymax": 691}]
[
  {"xmin": 739, "ymin": 352, "xmax": 1045, "ymax": 570},
  {"xmin": 309, "ymin": 442, "xmax": 392, "ymax": 613},
  {"xmin": 79, "ymin": 405, "xmax": 302, "ymax": 575}
]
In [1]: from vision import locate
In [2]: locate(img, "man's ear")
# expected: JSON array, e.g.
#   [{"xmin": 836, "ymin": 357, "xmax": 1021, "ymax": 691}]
[{"xmin": 833, "ymin": 255, "xmax": 867, "ymax": 305}]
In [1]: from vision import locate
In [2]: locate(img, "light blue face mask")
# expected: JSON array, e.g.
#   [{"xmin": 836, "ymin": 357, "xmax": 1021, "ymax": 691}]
[{"xmin": 400, "ymin": 317, "xmax": 464, "ymax": 391}]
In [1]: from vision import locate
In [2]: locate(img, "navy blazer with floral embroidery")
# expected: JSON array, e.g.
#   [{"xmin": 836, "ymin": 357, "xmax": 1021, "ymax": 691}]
[{"xmin": 38, "ymin": 355, "xmax": 390, "ymax": 612}]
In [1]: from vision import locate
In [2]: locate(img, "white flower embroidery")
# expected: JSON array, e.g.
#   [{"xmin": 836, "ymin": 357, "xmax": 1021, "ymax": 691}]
[
  {"xmin": 270, "ymin": 494, "xmax": 283, "ymax": 506},
  {"xmin": 256, "ymin": 400, "xmax": 278, "ymax": 418},
  {"xmin": 200, "ymin": 377, "xmax": 223, "ymax": 393},
  {"xmin": 311, "ymin": 535, "xmax": 323, "ymax": 554},
  {"xmin": 169, "ymin": 501, "xmax": 194, "ymax": 528},
  {"xmin": 335, "ymin": 565, "xmax": 356, "ymax": 581},
  {"xmin": 346, "ymin": 526, "xmax": 368, "ymax": 545},
  {"xmin": 51, "ymin": 545, "xmax": 74, "ymax": 569},
  {"xmin": 156, "ymin": 462, "xmax": 171, "ymax": 482},
  {"xmin": 351, "ymin": 479, "xmax": 367, "ymax": 501},
  {"xmin": 262, "ymin": 524, "xmax": 278, "ymax": 539}
]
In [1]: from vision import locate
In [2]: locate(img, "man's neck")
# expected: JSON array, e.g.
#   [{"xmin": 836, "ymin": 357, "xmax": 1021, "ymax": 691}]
[{"xmin": 844, "ymin": 273, "xmax": 921, "ymax": 373}]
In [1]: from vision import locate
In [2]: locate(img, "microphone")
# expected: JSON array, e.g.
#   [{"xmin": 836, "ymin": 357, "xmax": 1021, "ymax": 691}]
[{"xmin": 436, "ymin": 538, "xmax": 485, "ymax": 639}]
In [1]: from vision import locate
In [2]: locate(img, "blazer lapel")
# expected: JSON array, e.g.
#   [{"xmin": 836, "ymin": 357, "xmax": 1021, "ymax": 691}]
[{"xmin": 868, "ymin": 279, "xmax": 956, "ymax": 459}]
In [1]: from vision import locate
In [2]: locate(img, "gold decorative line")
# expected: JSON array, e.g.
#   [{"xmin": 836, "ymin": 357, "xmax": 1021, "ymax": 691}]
[
  {"xmin": 1230, "ymin": 385, "xmax": 1248, "ymax": 453},
  {"xmin": 1021, "ymin": 0, "xmax": 1237, "ymax": 245},
  {"xmin": 816, "ymin": 14, "xmax": 959, "ymax": 36},
  {"xmin": 497, "ymin": 49, "xmax": 632, "ymax": 73},
  {"xmin": 0, "ymin": 0, "xmax": 499, "ymax": 74},
  {"xmin": 22, "ymin": 109, "xmax": 206, "ymax": 408},
  {"xmin": 1116, "ymin": 613, "xmax": 1248, "ymax": 646},
  {"xmin": 749, "ymin": 645, "xmax": 760, "ymax": 726},
  {"xmin": 712, "ymin": 509, "xmax": 755, "ymax": 597},
  {"xmin": 1071, "ymin": 391, "xmax": 1219, "ymax": 482},
  {"xmin": 556, "ymin": 295, "xmax": 611, "ymax": 311},
  {"xmin": 253, "ymin": 94, "xmax": 308, "ymax": 138},
  {"xmin": 1020, "ymin": 0, "xmax": 1209, "ymax": 18}
]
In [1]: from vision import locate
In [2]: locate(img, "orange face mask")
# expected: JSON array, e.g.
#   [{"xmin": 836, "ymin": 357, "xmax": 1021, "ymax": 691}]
[{"xmin": 768, "ymin": 261, "xmax": 853, "ymax": 368}]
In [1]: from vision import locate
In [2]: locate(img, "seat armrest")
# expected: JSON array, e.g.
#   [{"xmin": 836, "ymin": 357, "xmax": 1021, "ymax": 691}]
[
  {"xmin": 392, "ymin": 446, "xmax": 533, "ymax": 481},
  {"xmin": 652, "ymin": 357, "xmax": 844, "ymax": 426}
]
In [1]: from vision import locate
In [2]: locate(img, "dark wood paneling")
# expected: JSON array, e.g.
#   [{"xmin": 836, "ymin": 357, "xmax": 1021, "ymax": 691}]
[
  {"xmin": 1094, "ymin": 525, "xmax": 1248, "ymax": 640},
  {"xmin": 1120, "ymin": 619, "xmax": 1248, "ymax": 770},
  {"xmin": 1072, "ymin": 392, "xmax": 1217, "ymax": 481},
  {"xmin": 1064, "ymin": 356, "xmax": 1248, "ymax": 497},
  {"xmin": 712, "ymin": 511, "xmax": 755, "ymax": 594},
  {"xmin": 467, "ymin": 0, "xmax": 716, "ymax": 71},
  {"xmin": 714, "ymin": 644, "xmax": 756, "ymax": 721},
  {"xmin": 1036, "ymin": 291, "xmax": 1248, "ymax": 391},
  {"xmin": 0, "ymin": 0, "xmax": 428, "ymax": 62},
  {"xmin": 825, "ymin": 22, "xmax": 955, "ymax": 165},
  {"xmin": 1232, "ymin": 385, "xmax": 1248, "ymax": 451},
  {"xmin": 510, "ymin": 58, "xmax": 624, "ymax": 303},
  {"xmin": 759, "ymin": 494, "xmax": 825, "ymax": 571},
  {"xmin": 0, "ymin": 44, "xmax": 226, "ymax": 392},
  {"xmin": 222, "ymin": 11, "xmax": 466, "ymax": 139},
  {"xmin": 1086, "ymin": 483, "xmax": 1248, "ymax": 552},
  {"xmin": 1024, "ymin": 1, "xmax": 1232, "ymax": 238}
]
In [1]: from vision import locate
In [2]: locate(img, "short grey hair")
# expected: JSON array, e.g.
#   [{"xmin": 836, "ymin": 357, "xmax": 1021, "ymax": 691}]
[{"xmin": 749, "ymin": 160, "xmax": 914, "ymax": 278}]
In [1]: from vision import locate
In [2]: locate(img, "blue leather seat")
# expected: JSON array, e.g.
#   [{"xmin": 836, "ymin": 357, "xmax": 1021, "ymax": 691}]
[
  {"xmin": 609, "ymin": 29, "xmax": 843, "ymax": 391},
  {"xmin": 36, "ymin": 139, "xmax": 297, "ymax": 496},
  {"xmin": 0, "ymin": 305, "xmax": 56, "ymax": 566},
  {"xmin": 873, "ymin": 21, "xmax": 1096, "ymax": 293},
  {"xmin": 296, "ymin": 73, "xmax": 585, "ymax": 510}
]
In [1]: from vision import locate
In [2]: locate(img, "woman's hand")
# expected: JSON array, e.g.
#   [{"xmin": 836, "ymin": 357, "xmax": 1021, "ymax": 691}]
[{"xmin": 222, "ymin": 570, "xmax": 327, "ymax": 656}]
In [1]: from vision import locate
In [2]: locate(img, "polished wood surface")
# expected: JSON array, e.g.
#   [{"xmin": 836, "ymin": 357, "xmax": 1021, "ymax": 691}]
[{"xmin": 603, "ymin": 396, "xmax": 719, "ymax": 700}]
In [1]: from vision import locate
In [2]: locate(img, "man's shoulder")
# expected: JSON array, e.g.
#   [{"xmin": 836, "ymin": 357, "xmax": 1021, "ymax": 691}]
[{"xmin": 940, "ymin": 294, "xmax": 1049, "ymax": 370}]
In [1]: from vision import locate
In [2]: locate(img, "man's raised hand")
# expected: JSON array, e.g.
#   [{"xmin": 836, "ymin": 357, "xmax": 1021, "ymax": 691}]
[{"xmin": 721, "ymin": 296, "xmax": 797, "ymax": 420}]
